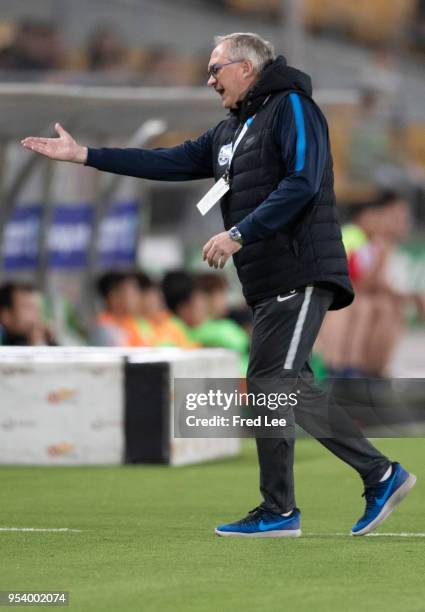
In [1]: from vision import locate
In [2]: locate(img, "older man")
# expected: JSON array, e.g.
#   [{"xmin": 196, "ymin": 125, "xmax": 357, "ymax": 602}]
[{"xmin": 22, "ymin": 32, "xmax": 416, "ymax": 538}]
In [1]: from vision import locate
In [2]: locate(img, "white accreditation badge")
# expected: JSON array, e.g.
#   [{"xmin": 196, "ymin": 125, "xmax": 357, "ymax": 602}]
[
  {"xmin": 196, "ymin": 174, "xmax": 230, "ymax": 216},
  {"xmin": 195, "ymin": 115, "xmax": 255, "ymax": 216}
]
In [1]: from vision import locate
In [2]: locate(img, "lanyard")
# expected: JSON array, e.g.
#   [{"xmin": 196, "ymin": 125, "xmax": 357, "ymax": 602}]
[
  {"xmin": 227, "ymin": 115, "xmax": 255, "ymax": 169},
  {"xmin": 226, "ymin": 93, "xmax": 272, "ymax": 170},
  {"xmin": 196, "ymin": 114, "xmax": 256, "ymax": 216}
]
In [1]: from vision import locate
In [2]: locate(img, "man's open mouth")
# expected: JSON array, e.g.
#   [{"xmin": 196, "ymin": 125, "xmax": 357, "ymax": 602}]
[{"xmin": 216, "ymin": 87, "xmax": 225, "ymax": 96}]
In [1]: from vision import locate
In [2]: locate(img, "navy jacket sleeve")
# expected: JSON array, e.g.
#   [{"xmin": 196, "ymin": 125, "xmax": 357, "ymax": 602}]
[
  {"xmin": 85, "ymin": 126, "xmax": 216, "ymax": 181},
  {"xmin": 236, "ymin": 93, "xmax": 329, "ymax": 244}
]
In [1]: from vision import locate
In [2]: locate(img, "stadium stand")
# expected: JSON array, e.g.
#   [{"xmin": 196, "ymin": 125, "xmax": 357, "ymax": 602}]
[{"xmin": 303, "ymin": 0, "xmax": 417, "ymax": 45}]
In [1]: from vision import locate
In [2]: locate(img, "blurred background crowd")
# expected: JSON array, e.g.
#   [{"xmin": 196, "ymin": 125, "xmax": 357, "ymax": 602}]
[
  {"xmin": 0, "ymin": 0, "xmax": 424, "ymax": 379},
  {"xmin": 1, "ymin": 188, "xmax": 424, "ymax": 379},
  {"xmin": 0, "ymin": 1, "xmax": 424, "ymax": 83},
  {"xmin": 0, "ymin": 270, "xmax": 252, "ymax": 374}
]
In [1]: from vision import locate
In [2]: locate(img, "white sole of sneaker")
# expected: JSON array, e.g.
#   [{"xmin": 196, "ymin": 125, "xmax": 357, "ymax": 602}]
[
  {"xmin": 351, "ymin": 473, "xmax": 417, "ymax": 537},
  {"xmin": 215, "ymin": 528, "xmax": 302, "ymax": 538}
]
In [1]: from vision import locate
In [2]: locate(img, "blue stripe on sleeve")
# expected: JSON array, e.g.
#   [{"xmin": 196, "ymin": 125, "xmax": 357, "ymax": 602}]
[{"xmin": 289, "ymin": 93, "xmax": 306, "ymax": 171}]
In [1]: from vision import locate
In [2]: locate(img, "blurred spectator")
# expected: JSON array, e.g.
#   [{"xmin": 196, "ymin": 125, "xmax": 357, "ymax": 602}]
[
  {"xmin": 346, "ymin": 87, "xmax": 424, "ymax": 196},
  {"xmin": 86, "ymin": 25, "xmax": 130, "ymax": 73},
  {"xmin": 317, "ymin": 192, "xmax": 425, "ymax": 376},
  {"xmin": 134, "ymin": 271, "xmax": 164, "ymax": 320},
  {"xmin": 0, "ymin": 282, "xmax": 57, "ymax": 346},
  {"xmin": 193, "ymin": 273, "xmax": 250, "ymax": 372},
  {"xmin": 143, "ymin": 46, "xmax": 201, "ymax": 86},
  {"xmin": 133, "ymin": 270, "xmax": 193, "ymax": 348},
  {"xmin": 91, "ymin": 271, "xmax": 155, "ymax": 347},
  {"xmin": 410, "ymin": 0, "xmax": 425, "ymax": 54},
  {"xmin": 347, "ymin": 88, "xmax": 394, "ymax": 187},
  {"xmin": 161, "ymin": 271, "xmax": 207, "ymax": 347},
  {"xmin": 0, "ymin": 19, "xmax": 65, "ymax": 71},
  {"xmin": 194, "ymin": 273, "xmax": 229, "ymax": 318}
]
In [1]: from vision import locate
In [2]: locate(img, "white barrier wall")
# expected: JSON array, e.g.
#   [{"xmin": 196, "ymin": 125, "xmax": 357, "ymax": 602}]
[
  {"xmin": 0, "ymin": 351, "xmax": 124, "ymax": 465},
  {"xmin": 0, "ymin": 347, "xmax": 240, "ymax": 466}
]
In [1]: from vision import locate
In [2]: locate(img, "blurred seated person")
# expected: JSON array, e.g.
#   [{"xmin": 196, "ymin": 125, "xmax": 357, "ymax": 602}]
[
  {"xmin": 0, "ymin": 281, "xmax": 57, "ymax": 346},
  {"xmin": 317, "ymin": 192, "xmax": 424, "ymax": 377},
  {"xmin": 410, "ymin": 0, "xmax": 425, "ymax": 54},
  {"xmin": 160, "ymin": 271, "xmax": 207, "ymax": 348},
  {"xmin": 91, "ymin": 271, "xmax": 155, "ymax": 347},
  {"xmin": 132, "ymin": 270, "xmax": 192, "ymax": 347},
  {"xmin": 0, "ymin": 19, "xmax": 65, "ymax": 71},
  {"xmin": 86, "ymin": 24, "xmax": 131, "ymax": 73},
  {"xmin": 194, "ymin": 272, "xmax": 229, "ymax": 318},
  {"xmin": 347, "ymin": 88, "xmax": 394, "ymax": 187},
  {"xmin": 133, "ymin": 271, "xmax": 164, "ymax": 318},
  {"xmin": 193, "ymin": 273, "xmax": 250, "ymax": 372},
  {"xmin": 142, "ymin": 46, "xmax": 200, "ymax": 86}
]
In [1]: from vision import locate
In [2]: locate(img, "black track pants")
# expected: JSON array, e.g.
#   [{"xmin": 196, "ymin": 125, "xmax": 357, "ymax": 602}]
[{"xmin": 247, "ymin": 285, "xmax": 391, "ymax": 514}]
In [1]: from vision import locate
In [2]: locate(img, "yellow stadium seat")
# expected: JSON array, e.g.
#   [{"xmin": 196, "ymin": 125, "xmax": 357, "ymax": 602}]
[
  {"xmin": 225, "ymin": 0, "xmax": 279, "ymax": 16},
  {"xmin": 0, "ymin": 21, "xmax": 15, "ymax": 50},
  {"xmin": 304, "ymin": 0, "xmax": 416, "ymax": 44},
  {"xmin": 404, "ymin": 123, "xmax": 425, "ymax": 168}
]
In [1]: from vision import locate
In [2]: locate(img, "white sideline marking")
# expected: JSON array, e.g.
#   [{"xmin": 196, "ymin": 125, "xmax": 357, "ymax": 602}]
[
  {"xmin": 361, "ymin": 532, "xmax": 425, "ymax": 538},
  {"xmin": 0, "ymin": 527, "xmax": 82, "ymax": 533},
  {"xmin": 308, "ymin": 532, "xmax": 425, "ymax": 538}
]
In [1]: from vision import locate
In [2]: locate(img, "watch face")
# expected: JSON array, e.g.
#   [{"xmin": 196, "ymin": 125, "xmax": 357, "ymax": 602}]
[{"xmin": 230, "ymin": 228, "xmax": 242, "ymax": 244}]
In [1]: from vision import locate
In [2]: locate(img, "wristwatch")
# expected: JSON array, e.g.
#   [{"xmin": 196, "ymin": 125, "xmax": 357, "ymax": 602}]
[{"xmin": 228, "ymin": 226, "xmax": 243, "ymax": 246}]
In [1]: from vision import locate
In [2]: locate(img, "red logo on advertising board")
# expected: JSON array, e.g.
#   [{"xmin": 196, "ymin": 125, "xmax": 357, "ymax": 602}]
[
  {"xmin": 47, "ymin": 389, "xmax": 77, "ymax": 404},
  {"xmin": 47, "ymin": 442, "xmax": 75, "ymax": 456}
]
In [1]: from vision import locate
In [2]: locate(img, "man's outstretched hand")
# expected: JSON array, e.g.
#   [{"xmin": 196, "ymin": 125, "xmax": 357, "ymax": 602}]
[
  {"xmin": 202, "ymin": 231, "xmax": 241, "ymax": 269},
  {"xmin": 21, "ymin": 123, "xmax": 88, "ymax": 164}
]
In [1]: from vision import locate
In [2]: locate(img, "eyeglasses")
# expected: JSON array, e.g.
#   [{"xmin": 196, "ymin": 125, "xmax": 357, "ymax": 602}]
[{"xmin": 207, "ymin": 59, "xmax": 244, "ymax": 79}]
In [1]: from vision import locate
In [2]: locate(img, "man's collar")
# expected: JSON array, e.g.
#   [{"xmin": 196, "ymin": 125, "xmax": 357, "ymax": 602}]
[{"xmin": 228, "ymin": 60, "xmax": 275, "ymax": 122}]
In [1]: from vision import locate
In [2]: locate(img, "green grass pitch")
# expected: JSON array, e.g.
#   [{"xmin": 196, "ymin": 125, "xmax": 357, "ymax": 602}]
[{"xmin": 1, "ymin": 437, "xmax": 424, "ymax": 611}]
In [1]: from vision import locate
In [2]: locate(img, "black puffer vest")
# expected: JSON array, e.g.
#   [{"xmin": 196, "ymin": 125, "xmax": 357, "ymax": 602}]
[{"xmin": 211, "ymin": 57, "xmax": 353, "ymax": 310}]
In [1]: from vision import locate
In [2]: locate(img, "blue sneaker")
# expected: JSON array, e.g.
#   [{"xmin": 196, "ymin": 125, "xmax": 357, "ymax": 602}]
[
  {"xmin": 351, "ymin": 462, "xmax": 416, "ymax": 536},
  {"xmin": 215, "ymin": 506, "xmax": 301, "ymax": 538}
]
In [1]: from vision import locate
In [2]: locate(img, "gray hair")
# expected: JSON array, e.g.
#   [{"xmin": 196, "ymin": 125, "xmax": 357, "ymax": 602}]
[{"xmin": 214, "ymin": 32, "xmax": 276, "ymax": 73}]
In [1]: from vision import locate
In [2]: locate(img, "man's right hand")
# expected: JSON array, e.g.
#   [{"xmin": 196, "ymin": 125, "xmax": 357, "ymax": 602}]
[{"xmin": 21, "ymin": 123, "xmax": 88, "ymax": 164}]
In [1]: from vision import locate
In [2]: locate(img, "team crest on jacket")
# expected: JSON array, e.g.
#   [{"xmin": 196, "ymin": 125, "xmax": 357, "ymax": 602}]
[{"xmin": 218, "ymin": 143, "xmax": 232, "ymax": 166}]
